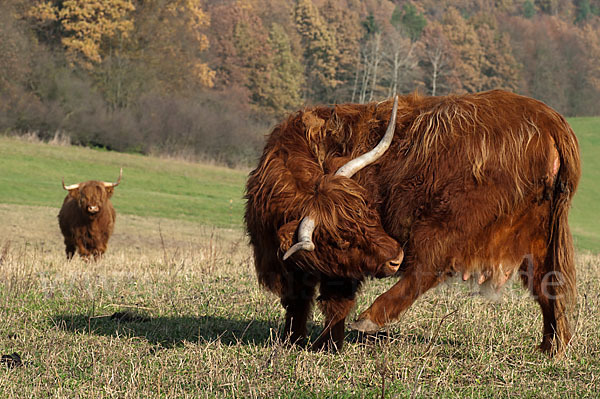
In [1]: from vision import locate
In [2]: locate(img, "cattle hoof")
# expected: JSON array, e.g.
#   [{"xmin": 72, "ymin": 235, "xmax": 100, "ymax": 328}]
[
  {"xmin": 349, "ymin": 317, "xmax": 381, "ymax": 333},
  {"xmin": 310, "ymin": 340, "xmax": 341, "ymax": 353},
  {"xmin": 538, "ymin": 340, "xmax": 555, "ymax": 355},
  {"xmin": 281, "ymin": 334, "xmax": 307, "ymax": 349}
]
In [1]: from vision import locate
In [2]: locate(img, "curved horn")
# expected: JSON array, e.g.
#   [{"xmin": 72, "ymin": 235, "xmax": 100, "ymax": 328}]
[
  {"xmin": 282, "ymin": 215, "xmax": 315, "ymax": 260},
  {"xmin": 62, "ymin": 178, "xmax": 80, "ymax": 191},
  {"xmin": 335, "ymin": 96, "xmax": 398, "ymax": 178},
  {"xmin": 282, "ymin": 96, "xmax": 399, "ymax": 260},
  {"xmin": 103, "ymin": 168, "xmax": 123, "ymax": 188}
]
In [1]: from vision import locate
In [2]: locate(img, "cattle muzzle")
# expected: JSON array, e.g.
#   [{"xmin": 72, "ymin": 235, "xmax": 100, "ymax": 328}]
[
  {"xmin": 374, "ymin": 248, "xmax": 404, "ymax": 278},
  {"xmin": 87, "ymin": 205, "xmax": 100, "ymax": 214}
]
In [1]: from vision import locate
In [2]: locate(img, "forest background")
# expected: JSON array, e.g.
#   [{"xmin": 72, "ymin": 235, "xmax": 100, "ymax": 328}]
[{"xmin": 2, "ymin": 0, "xmax": 600, "ymax": 166}]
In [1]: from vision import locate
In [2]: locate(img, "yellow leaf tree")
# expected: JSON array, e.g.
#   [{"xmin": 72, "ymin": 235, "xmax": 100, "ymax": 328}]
[
  {"xmin": 134, "ymin": 0, "xmax": 215, "ymax": 90},
  {"xmin": 294, "ymin": 0, "xmax": 339, "ymax": 102},
  {"xmin": 441, "ymin": 7, "xmax": 484, "ymax": 93},
  {"xmin": 26, "ymin": 0, "xmax": 135, "ymax": 68}
]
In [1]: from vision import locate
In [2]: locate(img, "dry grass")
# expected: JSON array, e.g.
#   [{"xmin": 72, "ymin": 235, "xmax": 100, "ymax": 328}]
[
  {"xmin": 10, "ymin": 131, "xmax": 72, "ymax": 147},
  {"xmin": 0, "ymin": 205, "xmax": 598, "ymax": 398}
]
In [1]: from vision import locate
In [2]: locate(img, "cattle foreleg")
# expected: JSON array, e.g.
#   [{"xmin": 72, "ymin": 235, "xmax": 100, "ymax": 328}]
[
  {"xmin": 91, "ymin": 243, "xmax": 107, "ymax": 260},
  {"xmin": 64, "ymin": 239, "xmax": 76, "ymax": 260},
  {"xmin": 311, "ymin": 278, "xmax": 361, "ymax": 352},
  {"xmin": 281, "ymin": 270, "xmax": 318, "ymax": 347},
  {"xmin": 351, "ymin": 266, "xmax": 441, "ymax": 332},
  {"xmin": 75, "ymin": 240, "xmax": 92, "ymax": 260}
]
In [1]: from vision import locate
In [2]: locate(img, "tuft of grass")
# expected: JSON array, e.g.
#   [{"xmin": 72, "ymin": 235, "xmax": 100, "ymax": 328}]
[{"xmin": 0, "ymin": 205, "xmax": 598, "ymax": 397}]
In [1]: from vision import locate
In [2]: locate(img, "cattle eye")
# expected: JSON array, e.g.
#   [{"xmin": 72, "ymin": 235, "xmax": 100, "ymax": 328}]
[{"xmin": 336, "ymin": 240, "xmax": 350, "ymax": 250}]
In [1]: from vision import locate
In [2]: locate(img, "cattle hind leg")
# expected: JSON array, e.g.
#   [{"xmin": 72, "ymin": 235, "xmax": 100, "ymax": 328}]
[
  {"xmin": 520, "ymin": 247, "xmax": 574, "ymax": 355},
  {"xmin": 521, "ymin": 177, "xmax": 577, "ymax": 355},
  {"xmin": 310, "ymin": 277, "xmax": 361, "ymax": 352}
]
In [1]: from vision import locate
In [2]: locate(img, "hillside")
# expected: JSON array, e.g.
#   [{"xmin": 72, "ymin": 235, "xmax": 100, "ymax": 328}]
[
  {"xmin": 2, "ymin": 1, "xmax": 600, "ymax": 164},
  {"xmin": 0, "ymin": 118, "xmax": 598, "ymax": 251},
  {"xmin": 0, "ymin": 136, "xmax": 247, "ymax": 228}
]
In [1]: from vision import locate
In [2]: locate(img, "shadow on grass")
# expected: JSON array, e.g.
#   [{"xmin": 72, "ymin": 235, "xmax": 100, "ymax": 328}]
[
  {"xmin": 343, "ymin": 330, "xmax": 463, "ymax": 349},
  {"xmin": 52, "ymin": 314, "xmax": 465, "ymax": 352},
  {"xmin": 52, "ymin": 314, "xmax": 281, "ymax": 348}
]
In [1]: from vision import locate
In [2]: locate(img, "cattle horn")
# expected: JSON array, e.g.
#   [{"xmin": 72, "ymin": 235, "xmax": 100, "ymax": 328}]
[
  {"xmin": 282, "ymin": 216, "xmax": 315, "ymax": 261},
  {"xmin": 103, "ymin": 168, "xmax": 123, "ymax": 188},
  {"xmin": 283, "ymin": 96, "xmax": 399, "ymax": 261},
  {"xmin": 62, "ymin": 178, "xmax": 80, "ymax": 191},
  {"xmin": 335, "ymin": 96, "xmax": 398, "ymax": 178}
]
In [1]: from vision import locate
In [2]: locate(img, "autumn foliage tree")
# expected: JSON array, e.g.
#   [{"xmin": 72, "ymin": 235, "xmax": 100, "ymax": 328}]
[
  {"xmin": 320, "ymin": 0, "xmax": 363, "ymax": 102},
  {"xmin": 3, "ymin": 0, "xmax": 600, "ymax": 164},
  {"xmin": 207, "ymin": 0, "xmax": 286, "ymax": 114},
  {"xmin": 26, "ymin": 0, "xmax": 135, "ymax": 68},
  {"xmin": 420, "ymin": 22, "xmax": 458, "ymax": 95},
  {"xmin": 294, "ymin": 0, "xmax": 339, "ymax": 102},
  {"xmin": 440, "ymin": 7, "xmax": 483, "ymax": 93},
  {"xmin": 473, "ymin": 14, "xmax": 520, "ymax": 91},
  {"xmin": 133, "ymin": 0, "xmax": 214, "ymax": 92},
  {"xmin": 261, "ymin": 23, "xmax": 305, "ymax": 117}
]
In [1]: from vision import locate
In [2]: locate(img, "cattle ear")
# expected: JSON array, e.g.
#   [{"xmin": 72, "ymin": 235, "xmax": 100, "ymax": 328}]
[
  {"xmin": 105, "ymin": 186, "xmax": 115, "ymax": 198},
  {"xmin": 68, "ymin": 188, "xmax": 80, "ymax": 200}
]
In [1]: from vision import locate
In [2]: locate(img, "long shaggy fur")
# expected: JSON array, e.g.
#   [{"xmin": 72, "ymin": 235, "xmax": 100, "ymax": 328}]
[
  {"xmin": 58, "ymin": 181, "xmax": 118, "ymax": 260},
  {"xmin": 245, "ymin": 89, "xmax": 580, "ymax": 353}
]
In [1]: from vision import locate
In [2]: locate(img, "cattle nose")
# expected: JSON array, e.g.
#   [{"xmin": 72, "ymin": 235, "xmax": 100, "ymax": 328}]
[
  {"xmin": 87, "ymin": 205, "xmax": 99, "ymax": 213},
  {"xmin": 384, "ymin": 260, "xmax": 401, "ymax": 275},
  {"xmin": 377, "ymin": 249, "xmax": 404, "ymax": 277}
]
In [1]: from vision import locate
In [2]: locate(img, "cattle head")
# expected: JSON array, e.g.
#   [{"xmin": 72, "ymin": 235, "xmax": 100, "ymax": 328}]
[
  {"xmin": 281, "ymin": 97, "xmax": 403, "ymax": 278},
  {"xmin": 62, "ymin": 169, "xmax": 122, "ymax": 217}
]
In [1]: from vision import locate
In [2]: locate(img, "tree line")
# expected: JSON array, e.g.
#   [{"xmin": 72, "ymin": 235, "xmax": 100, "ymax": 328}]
[{"xmin": 1, "ymin": 0, "xmax": 599, "ymax": 165}]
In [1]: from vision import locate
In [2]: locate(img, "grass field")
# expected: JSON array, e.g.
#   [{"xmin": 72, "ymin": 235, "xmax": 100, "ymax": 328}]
[
  {"xmin": 0, "ymin": 136, "xmax": 247, "ymax": 228},
  {"xmin": 0, "ymin": 117, "xmax": 599, "ymax": 251},
  {"xmin": 567, "ymin": 117, "xmax": 600, "ymax": 252},
  {"xmin": 0, "ymin": 116, "xmax": 599, "ymax": 398},
  {"xmin": 0, "ymin": 206, "xmax": 598, "ymax": 397}
]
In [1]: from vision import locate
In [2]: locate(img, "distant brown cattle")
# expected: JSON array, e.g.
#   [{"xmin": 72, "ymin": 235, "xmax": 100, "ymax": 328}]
[
  {"xmin": 245, "ymin": 90, "xmax": 580, "ymax": 354},
  {"xmin": 58, "ymin": 169, "xmax": 122, "ymax": 260}
]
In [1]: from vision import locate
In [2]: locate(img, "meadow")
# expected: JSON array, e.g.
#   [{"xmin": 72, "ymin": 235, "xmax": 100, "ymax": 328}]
[
  {"xmin": 0, "ymin": 117, "xmax": 599, "ymax": 398},
  {"xmin": 0, "ymin": 135, "xmax": 247, "ymax": 228},
  {"xmin": 566, "ymin": 118, "xmax": 600, "ymax": 252}
]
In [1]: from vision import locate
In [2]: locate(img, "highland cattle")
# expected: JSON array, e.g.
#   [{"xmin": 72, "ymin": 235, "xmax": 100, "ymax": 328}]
[{"xmin": 245, "ymin": 90, "xmax": 580, "ymax": 354}]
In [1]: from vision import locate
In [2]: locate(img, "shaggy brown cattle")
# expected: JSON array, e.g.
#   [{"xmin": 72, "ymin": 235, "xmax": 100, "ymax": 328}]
[
  {"xmin": 245, "ymin": 90, "xmax": 580, "ymax": 354},
  {"xmin": 58, "ymin": 169, "xmax": 122, "ymax": 260}
]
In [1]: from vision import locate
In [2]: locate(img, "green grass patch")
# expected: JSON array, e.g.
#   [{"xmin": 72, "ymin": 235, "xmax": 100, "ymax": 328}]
[
  {"xmin": 1, "ymin": 114, "xmax": 599, "ymax": 252},
  {"xmin": 567, "ymin": 117, "xmax": 600, "ymax": 252},
  {"xmin": 0, "ymin": 137, "xmax": 247, "ymax": 228}
]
